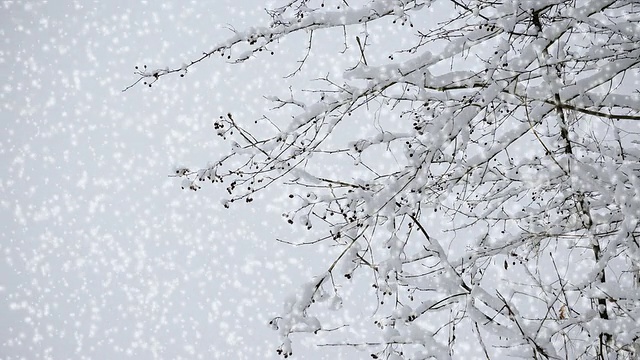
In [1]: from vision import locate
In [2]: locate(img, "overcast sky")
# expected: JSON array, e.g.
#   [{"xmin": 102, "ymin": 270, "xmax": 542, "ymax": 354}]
[{"xmin": 0, "ymin": 1, "xmax": 374, "ymax": 359}]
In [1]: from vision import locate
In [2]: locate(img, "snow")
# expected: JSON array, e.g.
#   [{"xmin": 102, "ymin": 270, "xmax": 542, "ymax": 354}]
[{"xmin": 4, "ymin": 0, "xmax": 640, "ymax": 359}]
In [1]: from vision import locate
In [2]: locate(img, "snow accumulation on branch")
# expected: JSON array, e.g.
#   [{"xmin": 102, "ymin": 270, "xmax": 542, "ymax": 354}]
[{"xmin": 130, "ymin": 0, "xmax": 640, "ymax": 359}]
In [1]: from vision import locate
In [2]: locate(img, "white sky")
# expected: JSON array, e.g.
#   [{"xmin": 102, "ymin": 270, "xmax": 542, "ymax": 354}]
[{"xmin": 1, "ymin": 1, "xmax": 371, "ymax": 359}]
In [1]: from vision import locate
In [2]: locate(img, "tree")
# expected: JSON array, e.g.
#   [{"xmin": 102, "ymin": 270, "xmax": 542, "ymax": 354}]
[{"xmin": 127, "ymin": 0, "xmax": 640, "ymax": 359}]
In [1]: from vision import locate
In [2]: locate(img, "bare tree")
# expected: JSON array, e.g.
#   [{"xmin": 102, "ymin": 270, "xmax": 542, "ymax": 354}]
[{"xmin": 127, "ymin": 0, "xmax": 640, "ymax": 359}]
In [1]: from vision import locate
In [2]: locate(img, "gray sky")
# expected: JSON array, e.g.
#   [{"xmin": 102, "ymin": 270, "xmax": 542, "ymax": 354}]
[{"xmin": 1, "ymin": 1, "xmax": 368, "ymax": 358}]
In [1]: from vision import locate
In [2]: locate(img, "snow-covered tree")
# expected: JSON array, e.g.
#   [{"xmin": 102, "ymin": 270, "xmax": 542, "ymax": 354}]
[{"xmin": 128, "ymin": 1, "xmax": 640, "ymax": 358}]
